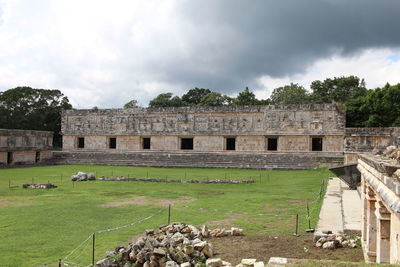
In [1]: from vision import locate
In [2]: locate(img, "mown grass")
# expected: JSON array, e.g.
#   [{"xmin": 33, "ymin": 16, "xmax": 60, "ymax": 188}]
[{"xmin": 0, "ymin": 165, "xmax": 330, "ymax": 266}]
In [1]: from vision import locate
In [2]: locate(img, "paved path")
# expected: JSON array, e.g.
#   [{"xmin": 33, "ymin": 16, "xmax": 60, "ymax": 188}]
[
  {"xmin": 342, "ymin": 189, "xmax": 362, "ymax": 232},
  {"xmin": 315, "ymin": 178, "xmax": 344, "ymax": 236},
  {"xmin": 315, "ymin": 177, "xmax": 361, "ymax": 238}
]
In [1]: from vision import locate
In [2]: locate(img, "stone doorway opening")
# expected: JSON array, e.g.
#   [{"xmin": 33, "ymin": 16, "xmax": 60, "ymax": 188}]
[
  {"xmin": 35, "ymin": 151, "xmax": 40, "ymax": 163},
  {"xmin": 181, "ymin": 138, "xmax": 193, "ymax": 150},
  {"xmin": 7, "ymin": 152, "xmax": 13, "ymax": 165},
  {"xmin": 312, "ymin": 137, "xmax": 323, "ymax": 151}
]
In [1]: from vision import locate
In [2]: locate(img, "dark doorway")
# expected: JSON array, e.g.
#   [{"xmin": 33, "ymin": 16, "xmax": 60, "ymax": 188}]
[
  {"xmin": 267, "ymin": 138, "xmax": 278, "ymax": 151},
  {"xmin": 78, "ymin": 137, "xmax": 85, "ymax": 149},
  {"xmin": 7, "ymin": 152, "xmax": 13, "ymax": 165},
  {"xmin": 226, "ymin": 138, "xmax": 236, "ymax": 150},
  {"xmin": 142, "ymin": 138, "xmax": 151, "ymax": 149},
  {"xmin": 109, "ymin": 137, "xmax": 117, "ymax": 149},
  {"xmin": 35, "ymin": 151, "xmax": 40, "ymax": 163},
  {"xmin": 181, "ymin": 138, "xmax": 193, "ymax": 150},
  {"xmin": 312, "ymin": 137, "xmax": 323, "ymax": 151}
]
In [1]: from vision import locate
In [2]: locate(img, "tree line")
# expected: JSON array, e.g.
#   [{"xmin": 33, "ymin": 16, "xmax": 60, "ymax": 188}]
[
  {"xmin": 138, "ymin": 76, "xmax": 400, "ymax": 127},
  {"xmin": 0, "ymin": 76, "xmax": 399, "ymax": 147}
]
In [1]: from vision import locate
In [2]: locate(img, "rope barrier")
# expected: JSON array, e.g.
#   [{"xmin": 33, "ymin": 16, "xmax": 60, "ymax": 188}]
[
  {"xmin": 95, "ymin": 209, "xmax": 164, "ymax": 234},
  {"xmin": 62, "ymin": 209, "xmax": 164, "ymax": 266},
  {"xmin": 181, "ymin": 205, "xmax": 296, "ymax": 217},
  {"xmin": 62, "ymin": 235, "xmax": 92, "ymax": 262}
]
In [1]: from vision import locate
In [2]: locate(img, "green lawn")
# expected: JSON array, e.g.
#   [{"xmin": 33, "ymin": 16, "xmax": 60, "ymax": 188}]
[{"xmin": 0, "ymin": 165, "xmax": 330, "ymax": 266}]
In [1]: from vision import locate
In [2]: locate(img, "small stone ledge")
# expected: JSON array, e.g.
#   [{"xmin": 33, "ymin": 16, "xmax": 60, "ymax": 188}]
[
  {"xmin": 22, "ymin": 183, "xmax": 57, "ymax": 189},
  {"xmin": 99, "ymin": 177, "xmax": 254, "ymax": 184}
]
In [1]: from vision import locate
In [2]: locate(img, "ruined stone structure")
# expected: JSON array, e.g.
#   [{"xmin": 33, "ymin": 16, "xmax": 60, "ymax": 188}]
[
  {"xmin": 345, "ymin": 128, "xmax": 400, "ymax": 164},
  {"xmin": 54, "ymin": 104, "xmax": 399, "ymax": 169},
  {"xmin": 55, "ymin": 104, "xmax": 343, "ymax": 168},
  {"xmin": 358, "ymin": 154, "xmax": 400, "ymax": 264},
  {"xmin": 0, "ymin": 129, "xmax": 53, "ymax": 166}
]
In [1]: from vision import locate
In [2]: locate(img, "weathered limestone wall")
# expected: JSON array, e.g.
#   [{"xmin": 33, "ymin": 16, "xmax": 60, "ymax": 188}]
[
  {"xmin": 0, "ymin": 129, "xmax": 53, "ymax": 166},
  {"xmin": 344, "ymin": 128, "xmax": 400, "ymax": 164},
  {"xmin": 195, "ymin": 136, "xmax": 224, "ymax": 151},
  {"xmin": 345, "ymin": 128, "xmax": 400, "ymax": 152},
  {"xmin": 358, "ymin": 154, "xmax": 400, "ymax": 264},
  {"xmin": 62, "ymin": 104, "xmax": 346, "ymax": 136},
  {"xmin": 117, "ymin": 136, "xmax": 140, "ymax": 150},
  {"xmin": 0, "ymin": 129, "xmax": 53, "ymax": 151},
  {"xmin": 0, "ymin": 152, "xmax": 6, "ymax": 164},
  {"xmin": 278, "ymin": 135, "xmax": 310, "ymax": 152},
  {"xmin": 61, "ymin": 105, "xmax": 347, "ymax": 157},
  {"xmin": 236, "ymin": 136, "xmax": 265, "ymax": 151}
]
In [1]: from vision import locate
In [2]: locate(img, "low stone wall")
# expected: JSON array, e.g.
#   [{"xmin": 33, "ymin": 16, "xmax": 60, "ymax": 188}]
[
  {"xmin": 0, "ymin": 150, "xmax": 52, "ymax": 167},
  {"xmin": 0, "ymin": 129, "xmax": 53, "ymax": 167},
  {"xmin": 99, "ymin": 177, "xmax": 254, "ymax": 184},
  {"xmin": 0, "ymin": 129, "xmax": 53, "ymax": 151},
  {"xmin": 48, "ymin": 151, "xmax": 344, "ymax": 169}
]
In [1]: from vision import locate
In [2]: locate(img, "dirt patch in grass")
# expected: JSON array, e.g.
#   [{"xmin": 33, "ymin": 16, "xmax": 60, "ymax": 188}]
[
  {"xmin": 206, "ymin": 213, "xmax": 244, "ymax": 228},
  {"xmin": 0, "ymin": 199, "xmax": 34, "ymax": 207},
  {"xmin": 100, "ymin": 196, "xmax": 195, "ymax": 207},
  {"xmin": 209, "ymin": 234, "xmax": 364, "ymax": 265},
  {"xmin": 101, "ymin": 192, "xmax": 133, "ymax": 197}
]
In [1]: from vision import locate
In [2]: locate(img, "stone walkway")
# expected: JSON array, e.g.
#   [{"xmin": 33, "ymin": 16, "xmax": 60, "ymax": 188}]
[{"xmin": 314, "ymin": 177, "xmax": 361, "ymax": 238}]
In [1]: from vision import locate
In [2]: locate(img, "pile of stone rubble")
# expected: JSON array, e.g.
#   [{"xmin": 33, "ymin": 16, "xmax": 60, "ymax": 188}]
[
  {"xmin": 22, "ymin": 183, "xmax": 57, "ymax": 189},
  {"xmin": 99, "ymin": 177, "xmax": 254, "ymax": 184},
  {"xmin": 71, "ymin": 171, "xmax": 96, "ymax": 181},
  {"xmin": 374, "ymin": 145, "xmax": 400, "ymax": 163},
  {"xmin": 202, "ymin": 226, "xmax": 244, "ymax": 238},
  {"xmin": 315, "ymin": 233, "xmax": 361, "ymax": 249},
  {"xmin": 96, "ymin": 223, "xmax": 247, "ymax": 267}
]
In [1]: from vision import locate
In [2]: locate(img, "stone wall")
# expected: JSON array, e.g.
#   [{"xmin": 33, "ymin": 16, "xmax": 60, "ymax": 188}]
[
  {"xmin": 61, "ymin": 104, "xmax": 346, "ymax": 154},
  {"xmin": 62, "ymin": 104, "xmax": 345, "ymax": 136},
  {"xmin": 0, "ymin": 129, "xmax": 53, "ymax": 166},
  {"xmin": 58, "ymin": 105, "xmax": 399, "ymax": 169},
  {"xmin": 358, "ymin": 154, "xmax": 400, "ymax": 264},
  {"xmin": 344, "ymin": 128, "xmax": 400, "ymax": 164},
  {"xmin": 50, "ymin": 150, "xmax": 344, "ymax": 169},
  {"xmin": 345, "ymin": 127, "xmax": 400, "ymax": 152},
  {"xmin": 0, "ymin": 129, "xmax": 53, "ymax": 151}
]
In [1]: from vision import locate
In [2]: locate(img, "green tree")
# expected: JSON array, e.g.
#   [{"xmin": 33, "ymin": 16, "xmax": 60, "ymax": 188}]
[
  {"xmin": 181, "ymin": 88, "xmax": 211, "ymax": 106},
  {"xmin": 123, "ymin": 99, "xmax": 139, "ymax": 109},
  {"xmin": 360, "ymin": 83, "xmax": 400, "ymax": 127},
  {"xmin": 148, "ymin": 93, "xmax": 184, "ymax": 107},
  {"xmin": 0, "ymin": 86, "xmax": 72, "ymax": 147},
  {"xmin": 233, "ymin": 87, "xmax": 260, "ymax": 105},
  {"xmin": 269, "ymin": 83, "xmax": 310, "ymax": 105},
  {"xmin": 310, "ymin": 76, "xmax": 367, "ymax": 103},
  {"xmin": 199, "ymin": 92, "xmax": 232, "ymax": 106}
]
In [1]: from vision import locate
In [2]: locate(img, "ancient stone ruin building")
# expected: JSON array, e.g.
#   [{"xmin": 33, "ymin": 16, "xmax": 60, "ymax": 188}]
[
  {"xmin": 358, "ymin": 154, "xmax": 400, "ymax": 264},
  {"xmin": 0, "ymin": 129, "xmax": 53, "ymax": 166},
  {"xmin": 54, "ymin": 104, "xmax": 398, "ymax": 169}
]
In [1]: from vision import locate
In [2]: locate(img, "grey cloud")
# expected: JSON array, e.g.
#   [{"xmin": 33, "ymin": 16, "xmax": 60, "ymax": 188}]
[{"xmin": 134, "ymin": 0, "xmax": 400, "ymax": 94}]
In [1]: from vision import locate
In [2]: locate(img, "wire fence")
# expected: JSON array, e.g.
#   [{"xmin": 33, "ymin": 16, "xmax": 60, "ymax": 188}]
[
  {"xmin": 61, "ymin": 209, "xmax": 166, "ymax": 267},
  {"xmin": 58, "ymin": 175, "xmax": 329, "ymax": 266}
]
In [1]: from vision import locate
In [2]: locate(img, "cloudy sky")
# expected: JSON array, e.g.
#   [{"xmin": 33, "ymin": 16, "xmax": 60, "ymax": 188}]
[{"xmin": 0, "ymin": 0, "xmax": 400, "ymax": 108}]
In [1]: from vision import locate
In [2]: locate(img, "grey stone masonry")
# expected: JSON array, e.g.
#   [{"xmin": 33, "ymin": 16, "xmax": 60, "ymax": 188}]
[
  {"xmin": 62, "ymin": 104, "xmax": 345, "ymax": 136},
  {"xmin": 0, "ymin": 129, "xmax": 53, "ymax": 151}
]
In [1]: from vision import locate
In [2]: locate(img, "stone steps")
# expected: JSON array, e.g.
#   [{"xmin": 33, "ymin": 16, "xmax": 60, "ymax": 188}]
[{"xmin": 45, "ymin": 151, "xmax": 344, "ymax": 170}]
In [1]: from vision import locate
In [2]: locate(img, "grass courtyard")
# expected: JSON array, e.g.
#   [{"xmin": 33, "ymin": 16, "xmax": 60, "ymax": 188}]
[{"xmin": 0, "ymin": 165, "xmax": 330, "ymax": 266}]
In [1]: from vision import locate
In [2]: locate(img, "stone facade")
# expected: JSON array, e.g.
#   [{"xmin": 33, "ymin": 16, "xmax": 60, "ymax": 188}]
[
  {"xmin": 358, "ymin": 154, "xmax": 400, "ymax": 264},
  {"xmin": 58, "ymin": 104, "xmax": 399, "ymax": 169},
  {"xmin": 344, "ymin": 128, "xmax": 400, "ymax": 164},
  {"xmin": 0, "ymin": 129, "xmax": 53, "ymax": 166},
  {"xmin": 61, "ymin": 104, "xmax": 345, "ymax": 150}
]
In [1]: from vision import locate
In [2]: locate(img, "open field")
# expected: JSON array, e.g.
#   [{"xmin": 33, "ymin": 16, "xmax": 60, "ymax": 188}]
[{"xmin": 0, "ymin": 165, "xmax": 345, "ymax": 266}]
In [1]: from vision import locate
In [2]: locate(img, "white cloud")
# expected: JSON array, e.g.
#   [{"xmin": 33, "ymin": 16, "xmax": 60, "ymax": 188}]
[
  {"xmin": 255, "ymin": 48, "xmax": 400, "ymax": 100},
  {"xmin": 0, "ymin": 1, "xmax": 400, "ymax": 108}
]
